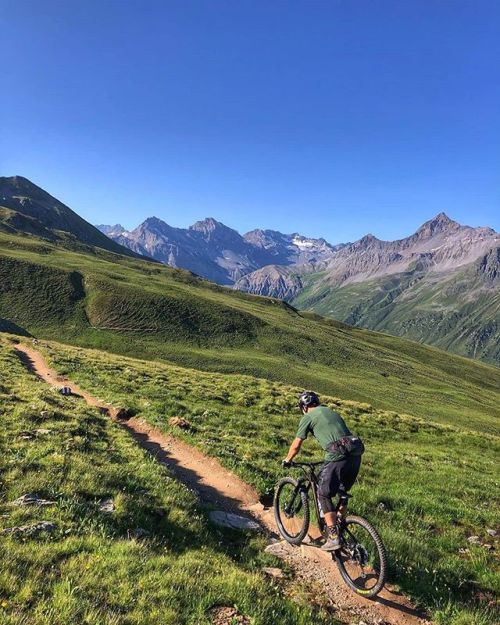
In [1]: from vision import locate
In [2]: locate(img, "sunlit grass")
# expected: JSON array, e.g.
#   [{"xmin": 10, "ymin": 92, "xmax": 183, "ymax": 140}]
[
  {"xmin": 0, "ymin": 339, "xmax": 334, "ymax": 625},
  {"xmin": 38, "ymin": 338, "xmax": 500, "ymax": 625}
]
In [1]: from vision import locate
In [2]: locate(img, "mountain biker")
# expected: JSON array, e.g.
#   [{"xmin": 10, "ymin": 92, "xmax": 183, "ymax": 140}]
[{"xmin": 282, "ymin": 390, "xmax": 363, "ymax": 551}]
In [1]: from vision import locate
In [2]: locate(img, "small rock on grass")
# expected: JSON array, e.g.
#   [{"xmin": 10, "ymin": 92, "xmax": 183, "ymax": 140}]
[
  {"xmin": 168, "ymin": 416, "xmax": 191, "ymax": 430},
  {"xmin": 208, "ymin": 606, "xmax": 250, "ymax": 625},
  {"xmin": 12, "ymin": 493, "xmax": 56, "ymax": 507},
  {"xmin": 0, "ymin": 521, "xmax": 56, "ymax": 536},
  {"xmin": 262, "ymin": 567, "xmax": 284, "ymax": 578},
  {"xmin": 487, "ymin": 528, "xmax": 498, "ymax": 537},
  {"xmin": 128, "ymin": 528, "xmax": 150, "ymax": 540},
  {"xmin": 98, "ymin": 498, "xmax": 115, "ymax": 513}
]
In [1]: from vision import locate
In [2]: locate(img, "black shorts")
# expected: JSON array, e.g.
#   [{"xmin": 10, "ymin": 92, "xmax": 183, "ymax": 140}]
[{"xmin": 318, "ymin": 455, "xmax": 361, "ymax": 513}]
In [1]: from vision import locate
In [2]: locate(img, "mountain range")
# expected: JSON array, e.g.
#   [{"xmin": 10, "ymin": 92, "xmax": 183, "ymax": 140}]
[
  {"xmin": 99, "ymin": 210, "xmax": 499, "ymax": 363},
  {"xmin": 0, "ymin": 175, "xmax": 497, "ymax": 364},
  {"xmin": 96, "ymin": 218, "xmax": 341, "ymax": 285}
]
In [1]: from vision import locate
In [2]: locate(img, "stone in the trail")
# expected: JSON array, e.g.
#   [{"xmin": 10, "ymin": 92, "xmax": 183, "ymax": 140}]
[
  {"xmin": 168, "ymin": 416, "xmax": 191, "ymax": 430},
  {"xmin": 12, "ymin": 493, "xmax": 56, "ymax": 507},
  {"xmin": 1, "ymin": 521, "xmax": 56, "ymax": 536},
  {"xmin": 264, "ymin": 541, "xmax": 290, "ymax": 556},
  {"xmin": 487, "ymin": 528, "xmax": 498, "ymax": 537},
  {"xmin": 262, "ymin": 566, "xmax": 284, "ymax": 578},
  {"xmin": 209, "ymin": 511, "xmax": 260, "ymax": 531},
  {"xmin": 98, "ymin": 498, "xmax": 115, "ymax": 513},
  {"xmin": 59, "ymin": 386, "xmax": 72, "ymax": 396}
]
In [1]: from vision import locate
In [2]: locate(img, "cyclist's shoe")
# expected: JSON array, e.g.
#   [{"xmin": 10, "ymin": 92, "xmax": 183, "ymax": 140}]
[{"xmin": 321, "ymin": 530, "xmax": 341, "ymax": 551}]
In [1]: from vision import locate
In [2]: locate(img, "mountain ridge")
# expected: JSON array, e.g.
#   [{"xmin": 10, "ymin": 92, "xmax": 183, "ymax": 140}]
[
  {"xmin": 97, "ymin": 214, "xmax": 340, "ymax": 284},
  {"xmin": 0, "ymin": 176, "xmax": 147, "ymax": 260}
]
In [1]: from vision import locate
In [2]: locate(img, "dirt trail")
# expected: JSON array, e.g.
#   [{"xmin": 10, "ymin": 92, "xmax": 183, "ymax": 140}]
[{"xmin": 13, "ymin": 340, "xmax": 431, "ymax": 625}]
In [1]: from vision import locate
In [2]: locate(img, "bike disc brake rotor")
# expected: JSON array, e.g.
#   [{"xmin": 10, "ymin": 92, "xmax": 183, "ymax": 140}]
[{"xmin": 342, "ymin": 539, "xmax": 371, "ymax": 581}]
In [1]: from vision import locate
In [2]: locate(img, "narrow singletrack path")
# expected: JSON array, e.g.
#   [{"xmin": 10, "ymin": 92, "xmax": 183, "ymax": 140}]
[{"xmin": 12, "ymin": 340, "xmax": 431, "ymax": 625}]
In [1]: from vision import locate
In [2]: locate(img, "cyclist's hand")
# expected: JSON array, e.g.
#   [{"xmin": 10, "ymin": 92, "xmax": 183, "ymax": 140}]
[{"xmin": 281, "ymin": 459, "xmax": 292, "ymax": 468}]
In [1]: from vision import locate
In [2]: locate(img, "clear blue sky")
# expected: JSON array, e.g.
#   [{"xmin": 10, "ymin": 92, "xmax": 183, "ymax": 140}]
[{"xmin": 1, "ymin": 1, "xmax": 499, "ymax": 243}]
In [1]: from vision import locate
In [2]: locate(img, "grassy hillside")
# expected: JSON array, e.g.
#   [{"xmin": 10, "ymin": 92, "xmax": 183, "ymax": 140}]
[
  {"xmin": 0, "ymin": 231, "xmax": 499, "ymax": 434},
  {"xmin": 37, "ymin": 339, "xmax": 499, "ymax": 625},
  {"xmin": 292, "ymin": 257, "xmax": 500, "ymax": 365},
  {"xmin": 0, "ymin": 338, "xmax": 334, "ymax": 625},
  {"xmin": 0, "ymin": 176, "xmax": 145, "ymax": 260}
]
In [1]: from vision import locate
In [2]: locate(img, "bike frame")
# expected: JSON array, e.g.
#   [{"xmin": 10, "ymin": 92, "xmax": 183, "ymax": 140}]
[{"xmin": 288, "ymin": 462, "xmax": 328, "ymax": 535}]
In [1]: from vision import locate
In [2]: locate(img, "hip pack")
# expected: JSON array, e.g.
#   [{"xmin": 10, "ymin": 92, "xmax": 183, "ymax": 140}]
[{"xmin": 327, "ymin": 435, "xmax": 365, "ymax": 457}]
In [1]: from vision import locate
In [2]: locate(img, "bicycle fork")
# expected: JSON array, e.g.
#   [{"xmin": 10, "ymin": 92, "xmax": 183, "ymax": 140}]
[{"xmin": 284, "ymin": 478, "xmax": 307, "ymax": 517}]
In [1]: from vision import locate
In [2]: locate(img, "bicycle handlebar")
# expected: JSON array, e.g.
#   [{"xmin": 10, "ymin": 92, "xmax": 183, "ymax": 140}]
[{"xmin": 287, "ymin": 460, "xmax": 324, "ymax": 467}]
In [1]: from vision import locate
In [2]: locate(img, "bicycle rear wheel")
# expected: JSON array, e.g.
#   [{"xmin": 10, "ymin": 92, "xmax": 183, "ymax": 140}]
[
  {"xmin": 334, "ymin": 515, "xmax": 387, "ymax": 597},
  {"xmin": 274, "ymin": 477, "xmax": 310, "ymax": 545}
]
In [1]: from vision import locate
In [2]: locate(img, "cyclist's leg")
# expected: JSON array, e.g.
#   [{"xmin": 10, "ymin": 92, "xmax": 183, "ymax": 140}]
[
  {"xmin": 339, "ymin": 455, "xmax": 362, "ymax": 493},
  {"xmin": 318, "ymin": 461, "xmax": 339, "ymax": 523},
  {"xmin": 319, "ymin": 462, "xmax": 343, "ymax": 550}
]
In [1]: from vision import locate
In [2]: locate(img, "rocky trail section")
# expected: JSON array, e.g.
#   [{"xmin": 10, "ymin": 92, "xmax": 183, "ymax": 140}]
[{"xmin": 12, "ymin": 340, "xmax": 431, "ymax": 625}]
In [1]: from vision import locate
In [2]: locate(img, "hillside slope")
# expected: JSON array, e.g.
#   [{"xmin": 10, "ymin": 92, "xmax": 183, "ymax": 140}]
[
  {"xmin": 37, "ymin": 338, "xmax": 500, "ymax": 624},
  {"xmin": 293, "ymin": 245, "xmax": 500, "ymax": 363},
  {"xmin": 0, "ymin": 228, "xmax": 499, "ymax": 432},
  {"xmin": 0, "ymin": 338, "xmax": 329, "ymax": 625},
  {"xmin": 0, "ymin": 176, "xmax": 146, "ymax": 260}
]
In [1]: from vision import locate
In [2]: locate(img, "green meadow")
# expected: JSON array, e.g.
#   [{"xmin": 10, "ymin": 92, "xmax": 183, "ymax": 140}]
[
  {"xmin": 39, "ymin": 338, "xmax": 500, "ymax": 625},
  {"xmin": 0, "ymin": 339, "xmax": 334, "ymax": 625}
]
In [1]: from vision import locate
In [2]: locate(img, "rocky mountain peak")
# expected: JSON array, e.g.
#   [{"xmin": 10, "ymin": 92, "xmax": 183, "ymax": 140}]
[
  {"xmin": 140, "ymin": 216, "xmax": 170, "ymax": 230},
  {"xmin": 189, "ymin": 217, "xmax": 245, "ymax": 249},
  {"xmin": 415, "ymin": 212, "xmax": 460, "ymax": 238},
  {"xmin": 189, "ymin": 217, "xmax": 226, "ymax": 233},
  {"xmin": 357, "ymin": 234, "xmax": 381, "ymax": 247},
  {"xmin": 97, "ymin": 223, "xmax": 126, "ymax": 236}
]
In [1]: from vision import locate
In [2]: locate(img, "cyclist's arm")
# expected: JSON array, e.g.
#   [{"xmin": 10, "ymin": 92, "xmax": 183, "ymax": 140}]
[{"xmin": 284, "ymin": 437, "xmax": 303, "ymax": 463}]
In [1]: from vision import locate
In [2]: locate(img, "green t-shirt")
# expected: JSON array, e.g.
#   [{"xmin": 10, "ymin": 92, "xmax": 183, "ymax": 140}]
[{"xmin": 295, "ymin": 405, "xmax": 351, "ymax": 461}]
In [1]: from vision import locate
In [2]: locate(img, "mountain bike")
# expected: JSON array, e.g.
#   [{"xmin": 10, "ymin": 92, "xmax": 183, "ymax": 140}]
[{"xmin": 274, "ymin": 461, "xmax": 387, "ymax": 597}]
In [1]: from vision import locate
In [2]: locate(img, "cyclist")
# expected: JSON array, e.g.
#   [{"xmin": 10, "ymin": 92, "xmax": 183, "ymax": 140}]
[{"xmin": 282, "ymin": 390, "xmax": 363, "ymax": 551}]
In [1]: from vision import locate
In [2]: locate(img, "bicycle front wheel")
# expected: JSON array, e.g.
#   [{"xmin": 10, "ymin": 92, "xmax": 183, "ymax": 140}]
[
  {"xmin": 274, "ymin": 477, "xmax": 310, "ymax": 545},
  {"xmin": 334, "ymin": 515, "xmax": 387, "ymax": 597}
]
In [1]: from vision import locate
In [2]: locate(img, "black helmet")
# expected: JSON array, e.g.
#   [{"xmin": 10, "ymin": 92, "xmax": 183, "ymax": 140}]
[{"xmin": 298, "ymin": 390, "xmax": 320, "ymax": 412}]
